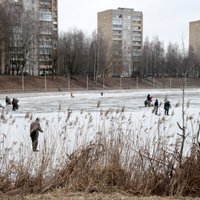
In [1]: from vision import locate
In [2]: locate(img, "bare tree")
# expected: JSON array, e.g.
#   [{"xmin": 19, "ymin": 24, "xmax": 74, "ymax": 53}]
[
  {"xmin": 38, "ymin": 21, "xmax": 55, "ymax": 76},
  {"xmin": 59, "ymin": 29, "xmax": 89, "ymax": 76},
  {"xmin": 183, "ymin": 46, "xmax": 200, "ymax": 78},
  {"xmin": 142, "ymin": 36, "xmax": 165, "ymax": 77},
  {"xmin": 177, "ymin": 86, "xmax": 187, "ymax": 166},
  {"xmin": 165, "ymin": 43, "xmax": 183, "ymax": 77},
  {"xmin": 9, "ymin": 5, "xmax": 36, "ymax": 75},
  {"xmin": 21, "ymin": 11, "xmax": 38, "ymax": 75},
  {"xmin": 89, "ymin": 31, "xmax": 109, "ymax": 79}
]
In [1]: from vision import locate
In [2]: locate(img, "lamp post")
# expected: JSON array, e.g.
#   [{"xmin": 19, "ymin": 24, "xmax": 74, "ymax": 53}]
[
  {"xmin": 22, "ymin": 72, "xmax": 24, "ymax": 91},
  {"xmin": 102, "ymin": 73, "xmax": 105, "ymax": 90},
  {"xmin": 136, "ymin": 76, "xmax": 138, "ymax": 89},
  {"xmin": 86, "ymin": 74, "xmax": 88, "ymax": 90},
  {"xmin": 120, "ymin": 76, "xmax": 122, "ymax": 89},
  {"xmin": 68, "ymin": 73, "xmax": 70, "ymax": 91},
  {"xmin": 44, "ymin": 69, "xmax": 47, "ymax": 91}
]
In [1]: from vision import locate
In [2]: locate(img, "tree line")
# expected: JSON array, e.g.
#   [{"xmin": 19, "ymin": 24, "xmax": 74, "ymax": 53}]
[
  {"xmin": 0, "ymin": 2, "xmax": 199, "ymax": 77},
  {"xmin": 58, "ymin": 32, "xmax": 200, "ymax": 78}
]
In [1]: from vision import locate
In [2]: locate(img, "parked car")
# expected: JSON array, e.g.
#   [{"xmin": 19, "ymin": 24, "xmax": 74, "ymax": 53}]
[
  {"xmin": 40, "ymin": 71, "xmax": 49, "ymax": 76},
  {"xmin": 112, "ymin": 74, "xmax": 122, "ymax": 78}
]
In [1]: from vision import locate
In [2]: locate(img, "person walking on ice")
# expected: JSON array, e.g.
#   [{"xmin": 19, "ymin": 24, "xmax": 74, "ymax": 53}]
[{"xmin": 30, "ymin": 117, "xmax": 43, "ymax": 152}]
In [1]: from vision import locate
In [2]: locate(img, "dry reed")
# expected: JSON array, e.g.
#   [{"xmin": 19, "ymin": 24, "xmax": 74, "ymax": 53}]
[{"xmin": 0, "ymin": 101, "xmax": 200, "ymax": 198}]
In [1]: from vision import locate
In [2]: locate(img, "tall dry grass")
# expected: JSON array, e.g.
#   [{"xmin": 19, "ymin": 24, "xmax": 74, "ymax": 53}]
[{"xmin": 0, "ymin": 99, "xmax": 200, "ymax": 198}]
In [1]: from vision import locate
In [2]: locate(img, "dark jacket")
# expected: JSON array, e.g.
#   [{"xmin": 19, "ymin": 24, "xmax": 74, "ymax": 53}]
[
  {"xmin": 164, "ymin": 101, "xmax": 170, "ymax": 110},
  {"xmin": 5, "ymin": 96, "xmax": 11, "ymax": 105},
  {"xmin": 30, "ymin": 119, "xmax": 43, "ymax": 135},
  {"xmin": 154, "ymin": 100, "xmax": 158, "ymax": 107}
]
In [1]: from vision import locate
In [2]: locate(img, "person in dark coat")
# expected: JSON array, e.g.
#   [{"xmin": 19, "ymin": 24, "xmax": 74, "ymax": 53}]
[
  {"xmin": 12, "ymin": 98, "xmax": 19, "ymax": 111},
  {"xmin": 5, "ymin": 96, "xmax": 11, "ymax": 106},
  {"xmin": 164, "ymin": 101, "xmax": 171, "ymax": 115},
  {"xmin": 146, "ymin": 94, "xmax": 153, "ymax": 107},
  {"xmin": 30, "ymin": 117, "xmax": 43, "ymax": 152},
  {"xmin": 144, "ymin": 99, "xmax": 148, "ymax": 107},
  {"xmin": 154, "ymin": 99, "xmax": 159, "ymax": 115}
]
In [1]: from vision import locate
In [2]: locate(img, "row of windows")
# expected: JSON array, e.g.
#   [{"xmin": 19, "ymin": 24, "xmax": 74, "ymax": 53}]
[
  {"xmin": 25, "ymin": 0, "xmax": 35, "ymax": 4},
  {"xmin": 133, "ymin": 41, "xmax": 141, "ymax": 45},
  {"xmin": 112, "ymin": 19, "xmax": 122, "ymax": 25},
  {"xmin": 113, "ymin": 29, "xmax": 142, "ymax": 37},
  {"xmin": 132, "ymin": 16, "xmax": 142, "ymax": 21},
  {"xmin": 113, "ymin": 15, "xmax": 142, "ymax": 21},
  {"xmin": 132, "ymin": 26, "xmax": 141, "ymax": 30},
  {"xmin": 113, "ymin": 24, "xmax": 141, "ymax": 30},
  {"xmin": 39, "ymin": 11, "xmax": 52, "ymax": 22}
]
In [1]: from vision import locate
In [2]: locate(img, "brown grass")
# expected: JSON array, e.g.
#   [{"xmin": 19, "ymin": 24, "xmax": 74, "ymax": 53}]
[
  {"xmin": 1, "ymin": 75, "xmax": 200, "ymax": 92},
  {"xmin": 2, "ymin": 190, "xmax": 200, "ymax": 199}
]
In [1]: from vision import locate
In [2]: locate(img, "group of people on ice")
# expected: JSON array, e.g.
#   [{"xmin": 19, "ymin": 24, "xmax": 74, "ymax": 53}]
[
  {"xmin": 144, "ymin": 94, "xmax": 171, "ymax": 115},
  {"xmin": 4, "ymin": 96, "xmax": 19, "ymax": 111}
]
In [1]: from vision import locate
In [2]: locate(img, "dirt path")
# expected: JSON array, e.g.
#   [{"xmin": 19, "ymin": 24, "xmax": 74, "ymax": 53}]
[{"xmin": 3, "ymin": 191, "xmax": 200, "ymax": 200}]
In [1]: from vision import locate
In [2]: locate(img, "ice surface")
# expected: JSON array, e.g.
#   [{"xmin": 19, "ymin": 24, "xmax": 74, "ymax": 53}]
[{"xmin": 0, "ymin": 88, "xmax": 199, "ymax": 169}]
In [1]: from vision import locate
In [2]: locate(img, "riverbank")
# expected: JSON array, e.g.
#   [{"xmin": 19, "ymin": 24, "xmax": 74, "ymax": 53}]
[
  {"xmin": 0, "ymin": 75, "xmax": 200, "ymax": 93},
  {"xmin": 3, "ymin": 190, "xmax": 200, "ymax": 200}
]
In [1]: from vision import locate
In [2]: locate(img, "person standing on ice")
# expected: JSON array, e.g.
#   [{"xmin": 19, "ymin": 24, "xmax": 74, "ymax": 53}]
[
  {"xmin": 5, "ymin": 96, "xmax": 11, "ymax": 106},
  {"xmin": 154, "ymin": 99, "xmax": 159, "ymax": 115},
  {"xmin": 12, "ymin": 98, "xmax": 19, "ymax": 111},
  {"xmin": 164, "ymin": 100, "xmax": 171, "ymax": 115},
  {"xmin": 30, "ymin": 117, "xmax": 43, "ymax": 152}
]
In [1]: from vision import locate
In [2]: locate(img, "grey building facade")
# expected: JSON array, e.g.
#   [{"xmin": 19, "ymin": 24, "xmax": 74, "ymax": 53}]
[{"xmin": 0, "ymin": 0, "xmax": 58, "ymax": 75}]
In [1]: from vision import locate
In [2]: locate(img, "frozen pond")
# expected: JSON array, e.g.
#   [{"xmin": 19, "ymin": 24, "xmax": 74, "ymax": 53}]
[
  {"xmin": 0, "ymin": 88, "xmax": 199, "ymax": 168},
  {"xmin": 0, "ymin": 88, "xmax": 199, "ymax": 114}
]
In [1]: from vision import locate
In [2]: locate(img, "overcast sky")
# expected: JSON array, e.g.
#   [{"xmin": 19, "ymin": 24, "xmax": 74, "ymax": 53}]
[{"xmin": 58, "ymin": 0, "xmax": 200, "ymax": 48}]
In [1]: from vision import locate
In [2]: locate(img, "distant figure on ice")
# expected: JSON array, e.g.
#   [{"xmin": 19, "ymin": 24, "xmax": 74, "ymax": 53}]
[
  {"xmin": 12, "ymin": 98, "xmax": 19, "ymax": 111},
  {"xmin": 147, "ymin": 94, "xmax": 151, "ymax": 101},
  {"xmin": 30, "ymin": 117, "xmax": 43, "ymax": 152},
  {"xmin": 164, "ymin": 100, "xmax": 171, "ymax": 115},
  {"xmin": 145, "ymin": 94, "xmax": 153, "ymax": 107},
  {"xmin": 70, "ymin": 92, "xmax": 74, "ymax": 98},
  {"xmin": 5, "ymin": 96, "xmax": 11, "ymax": 106},
  {"xmin": 153, "ymin": 99, "xmax": 159, "ymax": 115}
]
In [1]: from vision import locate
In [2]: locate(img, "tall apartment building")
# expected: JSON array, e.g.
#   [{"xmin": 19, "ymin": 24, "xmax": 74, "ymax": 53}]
[
  {"xmin": 189, "ymin": 20, "xmax": 200, "ymax": 56},
  {"xmin": 98, "ymin": 8, "xmax": 143, "ymax": 77},
  {"xmin": 0, "ymin": 0, "xmax": 58, "ymax": 75}
]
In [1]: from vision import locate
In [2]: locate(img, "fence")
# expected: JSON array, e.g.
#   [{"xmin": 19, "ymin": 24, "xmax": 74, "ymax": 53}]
[{"xmin": 0, "ymin": 75, "xmax": 198, "ymax": 94}]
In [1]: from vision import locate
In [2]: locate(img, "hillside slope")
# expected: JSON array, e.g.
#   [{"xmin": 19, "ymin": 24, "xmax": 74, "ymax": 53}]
[{"xmin": 0, "ymin": 75, "xmax": 200, "ymax": 92}]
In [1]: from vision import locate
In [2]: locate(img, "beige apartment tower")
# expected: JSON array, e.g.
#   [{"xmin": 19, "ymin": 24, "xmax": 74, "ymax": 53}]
[
  {"xmin": 189, "ymin": 20, "xmax": 200, "ymax": 56},
  {"xmin": 98, "ymin": 8, "xmax": 143, "ymax": 76}
]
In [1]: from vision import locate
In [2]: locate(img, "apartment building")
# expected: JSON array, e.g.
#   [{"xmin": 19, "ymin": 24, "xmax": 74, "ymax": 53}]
[
  {"xmin": 189, "ymin": 20, "xmax": 200, "ymax": 56},
  {"xmin": 0, "ymin": 0, "xmax": 12, "ymax": 74},
  {"xmin": 0, "ymin": 0, "xmax": 58, "ymax": 75},
  {"xmin": 98, "ymin": 8, "xmax": 143, "ymax": 77}
]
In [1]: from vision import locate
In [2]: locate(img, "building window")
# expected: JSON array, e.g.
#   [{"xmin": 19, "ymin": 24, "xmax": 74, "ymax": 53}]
[{"xmin": 39, "ymin": 12, "xmax": 52, "ymax": 21}]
